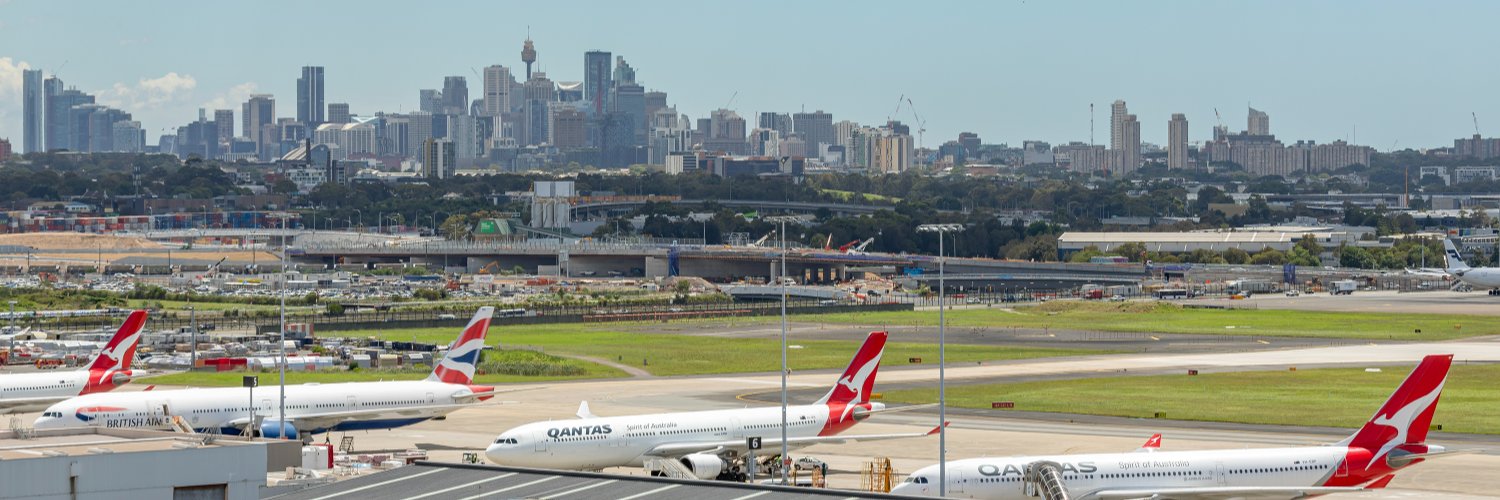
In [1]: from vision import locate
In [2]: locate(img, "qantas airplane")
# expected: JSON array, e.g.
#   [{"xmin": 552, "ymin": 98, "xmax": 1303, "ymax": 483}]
[
  {"xmin": 1443, "ymin": 239, "xmax": 1500, "ymax": 294},
  {"xmin": 35, "ymin": 307, "xmax": 512, "ymax": 439},
  {"xmin": 485, "ymin": 331, "xmax": 940, "ymax": 480},
  {"xmin": 892, "ymin": 354, "xmax": 1458, "ymax": 499},
  {"xmin": 0, "ymin": 310, "xmax": 147, "ymax": 414}
]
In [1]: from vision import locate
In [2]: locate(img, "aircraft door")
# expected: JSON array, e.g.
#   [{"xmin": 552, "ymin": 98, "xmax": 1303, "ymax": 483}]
[
  {"xmin": 534, "ymin": 430, "xmax": 548, "ymax": 452},
  {"xmin": 1215, "ymin": 462, "xmax": 1227, "ymax": 486},
  {"xmin": 347, "ymin": 395, "xmax": 357, "ymax": 409},
  {"xmin": 731, "ymin": 418, "xmax": 743, "ymax": 439},
  {"xmin": 425, "ymin": 392, "xmax": 435, "ymax": 404},
  {"xmin": 951, "ymin": 468, "xmax": 965, "ymax": 494}
]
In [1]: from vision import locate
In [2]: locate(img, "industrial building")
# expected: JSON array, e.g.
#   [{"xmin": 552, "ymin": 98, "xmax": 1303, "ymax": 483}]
[{"xmin": 1058, "ymin": 226, "xmax": 1371, "ymax": 256}]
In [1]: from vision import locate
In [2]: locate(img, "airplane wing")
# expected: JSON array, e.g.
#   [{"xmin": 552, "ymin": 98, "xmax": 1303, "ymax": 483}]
[
  {"xmin": 643, "ymin": 424, "xmax": 945, "ymax": 458},
  {"xmin": 459, "ymin": 386, "xmax": 545, "ymax": 402},
  {"xmin": 0, "ymin": 396, "xmax": 69, "ymax": 414}
]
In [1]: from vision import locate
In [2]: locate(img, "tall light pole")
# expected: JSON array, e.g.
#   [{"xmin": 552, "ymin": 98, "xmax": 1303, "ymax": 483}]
[
  {"xmin": 765, "ymin": 214, "xmax": 802, "ymax": 483},
  {"xmin": 6, "ymin": 301, "xmax": 16, "ymax": 363},
  {"xmin": 189, "ymin": 305, "xmax": 197, "ymax": 370},
  {"xmin": 278, "ymin": 214, "xmax": 288, "ymax": 438},
  {"xmin": 916, "ymin": 223, "xmax": 964, "ymax": 497}
]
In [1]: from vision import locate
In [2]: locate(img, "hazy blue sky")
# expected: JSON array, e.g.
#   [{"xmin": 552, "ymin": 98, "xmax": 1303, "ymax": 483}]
[{"xmin": 2, "ymin": 0, "xmax": 1498, "ymax": 150}]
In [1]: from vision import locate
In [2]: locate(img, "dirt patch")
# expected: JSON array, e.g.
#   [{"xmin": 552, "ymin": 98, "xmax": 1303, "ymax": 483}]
[
  {"xmin": 0, "ymin": 233, "xmax": 163, "ymax": 250},
  {"xmin": 1023, "ymin": 300, "xmax": 1179, "ymax": 314}
]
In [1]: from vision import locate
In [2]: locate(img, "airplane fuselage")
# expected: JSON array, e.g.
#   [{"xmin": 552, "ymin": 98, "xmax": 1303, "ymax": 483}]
[
  {"xmin": 894, "ymin": 446, "xmax": 1395, "ymax": 499},
  {"xmin": 487, "ymin": 403, "xmax": 866, "ymax": 470},
  {"xmin": 0, "ymin": 370, "xmax": 98, "ymax": 414},
  {"xmin": 34, "ymin": 380, "xmax": 483, "ymax": 434}
]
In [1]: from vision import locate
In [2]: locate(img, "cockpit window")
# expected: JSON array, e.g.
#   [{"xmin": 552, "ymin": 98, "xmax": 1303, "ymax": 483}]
[
  {"xmin": 42, "ymin": 411, "xmax": 62, "ymax": 418},
  {"xmin": 903, "ymin": 476, "xmax": 928, "ymax": 484},
  {"xmin": 493, "ymin": 438, "xmax": 518, "ymax": 444}
]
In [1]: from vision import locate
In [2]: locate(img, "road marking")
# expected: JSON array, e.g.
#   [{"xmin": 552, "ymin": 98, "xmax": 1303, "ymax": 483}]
[
  {"xmin": 305, "ymin": 468, "xmax": 446, "ymax": 500},
  {"xmin": 729, "ymin": 491, "xmax": 771, "ymax": 500},
  {"xmin": 616, "ymin": 484, "xmax": 679, "ymax": 499},
  {"xmin": 405, "ymin": 472, "xmax": 517, "ymax": 499},
  {"xmin": 538, "ymin": 479, "xmax": 617, "ymax": 499},
  {"xmin": 456, "ymin": 476, "xmax": 557, "ymax": 500}
]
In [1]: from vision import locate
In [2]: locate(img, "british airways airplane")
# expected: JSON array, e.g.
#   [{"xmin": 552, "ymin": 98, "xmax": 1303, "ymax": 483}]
[
  {"xmin": 35, "ymin": 307, "xmax": 513, "ymax": 439},
  {"xmin": 486, "ymin": 331, "xmax": 940, "ymax": 480},
  {"xmin": 0, "ymin": 310, "xmax": 147, "ymax": 414},
  {"xmin": 893, "ymin": 354, "xmax": 1458, "ymax": 499}
]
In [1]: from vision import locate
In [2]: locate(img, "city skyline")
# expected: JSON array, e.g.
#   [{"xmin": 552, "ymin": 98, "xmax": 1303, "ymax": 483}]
[{"xmin": 2, "ymin": 0, "xmax": 1499, "ymax": 150}]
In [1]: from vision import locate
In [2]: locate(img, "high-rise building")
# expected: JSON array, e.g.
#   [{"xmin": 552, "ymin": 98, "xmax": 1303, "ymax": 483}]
[
  {"xmin": 521, "ymin": 37, "xmax": 537, "ymax": 80},
  {"xmin": 297, "ymin": 66, "xmax": 325, "ymax": 131},
  {"xmin": 421, "ymin": 138, "xmax": 456, "ymax": 179},
  {"xmin": 1248, "ymin": 107, "xmax": 1270, "ymax": 135},
  {"xmin": 871, "ymin": 131, "xmax": 914, "ymax": 174},
  {"xmin": 214, "ymin": 109, "xmax": 234, "ymax": 146},
  {"xmin": 1109, "ymin": 100, "xmax": 1128, "ymax": 151},
  {"xmin": 759, "ymin": 112, "xmax": 792, "ymax": 136},
  {"xmin": 482, "ymin": 65, "xmax": 514, "ymax": 117},
  {"xmin": 112, "ymin": 121, "xmax": 144, "ymax": 153},
  {"xmin": 407, "ymin": 111, "xmax": 434, "ymax": 160},
  {"xmin": 242, "ymin": 94, "xmax": 275, "ymax": 158},
  {"xmin": 327, "ymin": 103, "xmax": 351, "ymax": 124},
  {"xmin": 611, "ymin": 83, "xmax": 646, "ymax": 146},
  {"xmin": 22, "ymin": 69, "xmax": 43, "ymax": 153},
  {"xmin": 418, "ymin": 89, "xmax": 443, "ymax": 113},
  {"xmin": 1119, "ymin": 114, "xmax": 1141, "ymax": 175},
  {"xmin": 550, "ymin": 106, "xmax": 587, "ymax": 148},
  {"xmin": 793, "ymin": 110, "xmax": 834, "ymax": 156},
  {"xmin": 1167, "ymin": 113, "xmax": 1189, "ymax": 169},
  {"xmin": 613, "ymin": 56, "xmax": 636, "ymax": 85},
  {"xmin": 442, "ymin": 76, "xmax": 469, "ymax": 115},
  {"xmin": 556, "ymin": 82, "xmax": 583, "ymax": 102},
  {"xmin": 584, "ymin": 51, "xmax": 612, "ymax": 115},
  {"xmin": 0, "ymin": 138, "xmax": 10, "ymax": 162},
  {"xmin": 958, "ymin": 132, "xmax": 981, "ymax": 157},
  {"xmin": 45, "ymin": 82, "xmax": 96, "ymax": 152},
  {"xmin": 644, "ymin": 91, "xmax": 668, "ymax": 119}
]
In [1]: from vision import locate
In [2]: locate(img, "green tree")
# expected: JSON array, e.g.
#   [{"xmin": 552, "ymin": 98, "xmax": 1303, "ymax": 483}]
[{"xmin": 1222, "ymin": 247, "xmax": 1251, "ymax": 265}]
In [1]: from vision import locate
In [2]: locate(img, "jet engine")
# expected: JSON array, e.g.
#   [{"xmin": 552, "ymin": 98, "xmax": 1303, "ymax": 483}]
[
  {"xmin": 679, "ymin": 453, "xmax": 725, "ymax": 480},
  {"xmin": 109, "ymin": 370, "xmax": 133, "ymax": 386},
  {"xmin": 259, "ymin": 420, "xmax": 298, "ymax": 440}
]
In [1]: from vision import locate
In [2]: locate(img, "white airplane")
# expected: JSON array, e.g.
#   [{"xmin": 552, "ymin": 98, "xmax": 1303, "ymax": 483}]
[
  {"xmin": 35, "ymin": 307, "xmax": 514, "ymax": 439},
  {"xmin": 485, "ymin": 331, "xmax": 941, "ymax": 480},
  {"xmin": 1443, "ymin": 239, "xmax": 1500, "ymax": 294},
  {"xmin": 0, "ymin": 310, "xmax": 147, "ymax": 414},
  {"xmin": 893, "ymin": 354, "xmax": 1459, "ymax": 499}
]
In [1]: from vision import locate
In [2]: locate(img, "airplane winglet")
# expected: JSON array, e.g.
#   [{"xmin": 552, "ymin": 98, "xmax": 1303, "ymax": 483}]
[
  {"xmin": 1364, "ymin": 474, "xmax": 1395, "ymax": 489},
  {"xmin": 577, "ymin": 401, "xmax": 597, "ymax": 419},
  {"xmin": 926, "ymin": 422, "xmax": 950, "ymax": 435},
  {"xmin": 143, "ymin": 385, "xmax": 155, "ymax": 391}
]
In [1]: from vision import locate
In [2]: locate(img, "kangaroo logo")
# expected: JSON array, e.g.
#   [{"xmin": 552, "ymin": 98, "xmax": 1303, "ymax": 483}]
[
  {"xmin": 838, "ymin": 374, "xmax": 861, "ymax": 401},
  {"xmin": 1365, "ymin": 380, "xmax": 1444, "ymax": 470}
]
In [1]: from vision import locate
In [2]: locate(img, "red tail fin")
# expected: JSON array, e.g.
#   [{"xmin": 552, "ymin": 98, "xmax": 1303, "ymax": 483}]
[
  {"xmin": 1343, "ymin": 355, "xmax": 1452, "ymax": 463},
  {"xmin": 815, "ymin": 331, "xmax": 887, "ymax": 405},
  {"xmin": 88, "ymin": 310, "xmax": 147, "ymax": 372}
]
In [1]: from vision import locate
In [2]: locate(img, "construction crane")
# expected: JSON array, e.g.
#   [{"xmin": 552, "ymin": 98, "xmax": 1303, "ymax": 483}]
[
  {"xmin": 906, "ymin": 98, "xmax": 927, "ymax": 149},
  {"xmin": 724, "ymin": 91, "xmax": 739, "ymax": 111},
  {"xmin": 889, "ymin": 94, "xmax": 905, "ymax": 123},
  {"xmin": 1474, "ymin": 112, "xmax": 1482, "ymax": 136}
]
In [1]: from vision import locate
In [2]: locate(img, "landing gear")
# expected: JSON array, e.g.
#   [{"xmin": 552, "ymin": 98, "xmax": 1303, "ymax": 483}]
[{"xmin": 1489, "ymin": 289, "xmax": 1498, "ymax": 296}]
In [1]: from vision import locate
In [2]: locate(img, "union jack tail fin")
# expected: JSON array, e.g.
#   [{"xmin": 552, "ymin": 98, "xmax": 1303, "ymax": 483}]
[
  {"xmin": 1341, "ymin": 355, "xmax": 1452, "ymax": 454},
  {"xmin": 426, "ymin": 307, "xmax": 494, "ymax": 384},
  {"xmin": 815, "ymin": 331, "xmax": 887, "ymax": 405},
  {"xmin": 87, "ymin": 310, "xmax": 147, "ymax": 372}
]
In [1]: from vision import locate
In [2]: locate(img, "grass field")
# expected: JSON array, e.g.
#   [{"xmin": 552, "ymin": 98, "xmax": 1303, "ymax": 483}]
[
  {"xmin": 817, "ymin": 188, "xmax": 902, "ymax": 204},
  {"xmin": 143, "ymin": 349, "xmax": 624, "ymax": 387},
  {"xmin": 880, "ymin": 363, "xmax": 1499, "ymax": 435},
  {"xmin": 343, "ymin": 323, "xmax": 1110, "ymax": 377},
  {"xmin": 797, "ymin": 301, "xmax": 1500, "ymax": 340}
]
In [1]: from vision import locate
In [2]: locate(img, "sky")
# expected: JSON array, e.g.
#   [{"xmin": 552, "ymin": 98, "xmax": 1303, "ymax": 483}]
[{"xmin": 2, "ymin": 0, "xmax": 1499, "ymax": 151}]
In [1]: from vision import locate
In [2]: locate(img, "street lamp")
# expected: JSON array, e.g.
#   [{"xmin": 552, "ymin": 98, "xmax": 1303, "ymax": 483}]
[
  {"xmin": 352, "ymin": 209, "xmax": 363, "ymax": 233},
  {"xmin": 764, "ymin": 214, "xmax": 804, "ymax": 483},
  {"xmin": 916, "ymin": 223, "xmax": 964, "ymax": 497},
  {"xmin": 6, "ymin": 300, "xmax": 16, "ymax": 362}
]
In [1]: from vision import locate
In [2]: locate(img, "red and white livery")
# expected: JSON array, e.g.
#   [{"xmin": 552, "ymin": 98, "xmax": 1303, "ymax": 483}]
[
  {"xmin": 0, "ymin": 310, "xmax": 147, "ymax": 414},
  {"xmin": 893, "ymin": 354, "xmax": 1458, "ymax": 499},
  {"xmin": 485, "ymin": 331, "xmax": 939, "ymax": 478}
]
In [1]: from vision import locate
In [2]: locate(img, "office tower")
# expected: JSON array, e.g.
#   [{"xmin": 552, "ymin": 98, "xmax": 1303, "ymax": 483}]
[
  {"xmin": 872, "ymin": 131, "xmax": 914, "ymax": 174},
  {"xmin": 521, "ymin": 37, "xmax": 537, "ymax": 80},
  {"xmin": 0, "ymin": 138, "xmax": 10, "ymax": 162},
  {"xmin": 613, "ymin": 56, "xmax": 636, "ymax": 85},
  {"xmin": 44, "ymin": 81, "xmax": 95, "ymax": 151},
  {"xmin": 214, "ymin": 109, "xmax": 234, "ymax": 145},
  {"xmin": 112, "ymin": 121, "xmax": 144, "ymax": 153},
  {"xmin": 550, "ymin": 106, "xmax": 586, "ymax": 148},
  {"xmin": 442, "ymin": 76, "xmax": 469, "ymax": 115},
  {"xmin": 834, "ymin": 120, "xmax": 860, "ymax": 151},
  {"xmin": 407, "ymin": 111, "xmax": 434, "ymax": 159},
  {"xmin": 297, "ymin": 66, "xmax": 325, "ymax": 130},
  {"xmin": 378, "ymin": 114, "xmax": 409, "ymax": 157},
  {"xmin": 445, "ymin": 114, "xmax": 480, "ymax": 159},
  {"xmin": 242, "ymin": 94, "xmax": 275, "ymax": 158},
  {"xmin": 22, "ymin": 69, "xmax": 43, "ymax": 153},
  {"xmin": 327, "ymin": 103, "xmax": 351, "ymax": 124},
  {"xmin": 644, "ymin": 91, "xmax": 668, "ymax": 118},
  {"xmin": 422, "ymin": 138, "xmax": 456, "ymax": 179},
  {"xmin": 556, "ymin": 82, "xmax": 583, "ymax": 102},
  {"xmin": 793, "ymin": 110, "xmax": 834, "ymax": 156},
  {"xmin": 1167, "ymin": 113, "xmax": 1189, "ymax": 169},
  {"xmin": 482, "ymin": 65, "xmax": 514, "ymax": 117},
  {"xmin": 1109, "ymin": 100, "xmax": 1128, "ymax": 150},
  {"xmin": 584, "ymin": 51, "xmax": 612, "ymax": 115},
  {"xmin": 611, "ymin": 82, "xmax": 646, "ymax": 146},
  {"xmin": 760, "ymin": 112, "xmax": 792, "ymax": 136},
  {"xmin": 958, "ymin": 132, "xmax": 981, "ymax": 157},
  {"xmin": 419, "ymin": 89, "xmax": 443, "ymax": 113},
  {"xmin": 1248, "ymin": 107, "xmax": 1269, "ymax": 135}
]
